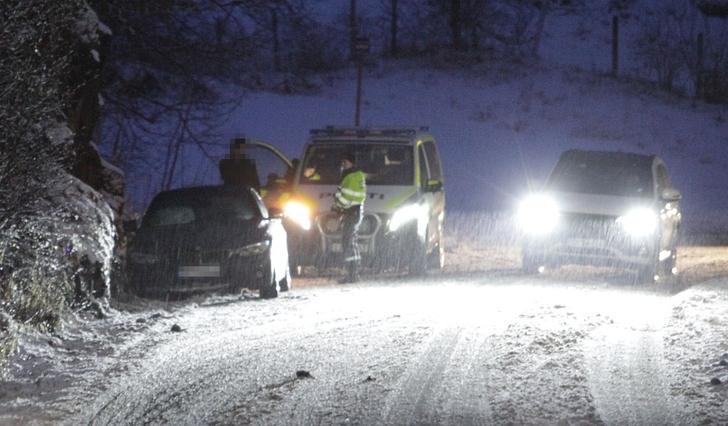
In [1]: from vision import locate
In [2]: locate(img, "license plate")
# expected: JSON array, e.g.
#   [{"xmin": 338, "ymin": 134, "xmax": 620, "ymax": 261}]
[
  {"xmin": 330, "ymin": 243, "xmax": 342, "ymax": 253},
  {"xmin": 178, "ymin": 265, "xmax": 221, "ymax": 278}
]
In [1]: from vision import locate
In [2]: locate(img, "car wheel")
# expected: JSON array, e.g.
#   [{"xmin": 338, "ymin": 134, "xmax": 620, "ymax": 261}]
[
  {"xmin": 426, "ymin": 239, "xmax": 444, "ymax": 270},
  {"xmin": 636, "ymin": 250, "xmax": 659, "ymax": 284},
  {"xmin": 258, "ymin": 260, "xmax": 278, "ymax": 299},
  {"xmin": 521, "ymin": 250, "xmax": 542, "ymax": 274}
]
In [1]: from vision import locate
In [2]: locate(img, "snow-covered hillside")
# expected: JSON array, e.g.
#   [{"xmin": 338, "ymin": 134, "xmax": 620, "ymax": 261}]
[{"xmin": 123, "ymin": 1, "xmax": 728, "ymax": 235}]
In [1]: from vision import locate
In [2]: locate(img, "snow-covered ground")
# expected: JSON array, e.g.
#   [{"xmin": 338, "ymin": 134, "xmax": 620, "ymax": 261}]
[
  {"xmin": 1, "ymin": 245, "xmax": 728, "ymax": 424},
  {"xmin": 1, "ymin": 246, "xmax": 728, "ymax": 425}
]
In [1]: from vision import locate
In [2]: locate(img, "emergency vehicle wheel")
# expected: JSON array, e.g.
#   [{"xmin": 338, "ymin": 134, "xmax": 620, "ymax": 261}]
[
  {"xmin": 426, "ymin": 239, "xmax": 444, "ymax": 270},
  {"xmin": 408, "ymin": 238, "xmax": 427, "ymax": 276}
]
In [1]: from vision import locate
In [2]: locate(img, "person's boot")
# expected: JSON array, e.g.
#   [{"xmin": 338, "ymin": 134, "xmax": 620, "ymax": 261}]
[{"xmin": 348, "ymin": 262, "xmax": 360, "ymax": 283}]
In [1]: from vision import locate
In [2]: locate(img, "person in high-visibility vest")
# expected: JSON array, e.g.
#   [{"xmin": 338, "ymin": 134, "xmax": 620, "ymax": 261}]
[{"xmin": 332, "ymin": 151, "xmax": 366, "ymax": 283}]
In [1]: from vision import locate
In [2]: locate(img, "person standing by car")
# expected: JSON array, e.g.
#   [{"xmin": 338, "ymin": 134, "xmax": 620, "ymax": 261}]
[{"xmin": 332, "ymin": 151, "xmax": 366, "ymax": 283}]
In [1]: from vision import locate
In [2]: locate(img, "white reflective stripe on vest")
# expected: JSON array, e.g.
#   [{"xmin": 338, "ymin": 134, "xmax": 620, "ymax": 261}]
[
  {"xmin": 335, "ymin": 192, "xmax": 353, "ymax": 207},
  {"xmin": 341, "ymin": 187, "xmax": 366, "ymax": 198}
]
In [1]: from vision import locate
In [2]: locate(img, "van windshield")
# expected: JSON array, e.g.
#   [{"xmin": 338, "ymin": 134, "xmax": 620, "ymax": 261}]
[
  {"xmin": 299, "ymin": 143, "xmax": 414, "ymax": 185},
  {"xmin": 547, "ymin": 152, "xmax": 654, "ymax": 198}
]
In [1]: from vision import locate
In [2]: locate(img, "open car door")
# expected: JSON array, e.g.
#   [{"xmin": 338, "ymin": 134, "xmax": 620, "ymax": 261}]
[{"xmin": 218, "ymin": 138, "xmax": 295, "ymax": 209}]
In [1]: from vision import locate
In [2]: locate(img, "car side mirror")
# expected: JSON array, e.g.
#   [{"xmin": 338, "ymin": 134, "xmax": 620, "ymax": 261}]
[
  {"xmin": 425, "ymin": 179, "xmax": 443, "ymax": 193},
  {"xmin": 661, "ymin": 188, "xmax": 682, "ymax": 202},
  {"xmin": 268, "ymin": 207, "xmax": 284, "ymax": 219}
]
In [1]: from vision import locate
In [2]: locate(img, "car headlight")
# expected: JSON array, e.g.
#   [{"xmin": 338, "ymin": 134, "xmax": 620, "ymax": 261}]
[
  {"xmin": 616, "ymin": 208, "xmax": 657, "ymax": 237},
  {"xmin": 389, "ymin": 204, "xmax": 426, "ymax": 232},
  {"xmin": 283, "ymin": 200, "xmax": 311, "ymax": 230},
  {"xmin": 516, "ymin": 194, "xmax": 559, "ymax": 235},
  {"xmin": 128, "ymin": 251, "xmax": 160, "ymax": 265},
  {"xmin": 229, "ymin": 240, "xmax": 271, "ymax": 258}
]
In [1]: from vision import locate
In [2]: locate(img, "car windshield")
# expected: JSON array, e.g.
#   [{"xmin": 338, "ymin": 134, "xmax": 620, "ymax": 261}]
[
  {"xmin": 143, "ymin": 190, "xmax": 258, "ymax": 227},
  {"xmin": 547, "ymin": 152, "xmax": 654, "ymax": 198},
  {"xmin": 299, "ymin": 143, "xmax": 414, "ymax": 185}
]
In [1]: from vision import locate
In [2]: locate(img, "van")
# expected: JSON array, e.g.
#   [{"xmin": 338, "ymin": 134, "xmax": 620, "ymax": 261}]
[{"xmin": 283, "ymin": 127, "xmax": 446, "ymax": 275}]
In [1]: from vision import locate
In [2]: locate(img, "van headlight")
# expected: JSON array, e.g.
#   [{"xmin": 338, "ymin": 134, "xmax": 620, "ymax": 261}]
[
  {"xmin": 283, "ymin": 200, "xmax": 312, "ymax": 231},
  {"xmin": 517, "ymin": 194, "xmax": 559, "ymax": 235},
  {"xmin": 616, "ymin": 208, "xmax": 657, "ymax": 237},
  {"xmin": 389, "ymin": 204, "xmax": 426, "ymax": 232}
]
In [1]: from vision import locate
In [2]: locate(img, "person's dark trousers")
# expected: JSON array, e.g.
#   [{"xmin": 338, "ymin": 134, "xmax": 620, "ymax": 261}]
[{"xmin": 341, "ymin": 204, "xmax": 363, "ymax": 282}]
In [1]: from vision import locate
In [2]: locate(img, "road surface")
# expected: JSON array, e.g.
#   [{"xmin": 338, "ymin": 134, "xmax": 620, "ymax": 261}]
[{"xmin": 2, "ymin": 246, "xmax": 728, "ymax": 425}]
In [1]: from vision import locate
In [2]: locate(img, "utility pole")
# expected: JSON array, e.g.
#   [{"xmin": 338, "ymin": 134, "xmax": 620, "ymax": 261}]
[
  {"xmin": 353, "ymin": 37, "xmax": 369, "ymax": 126},
  {"xmin": 611, "ymin": 16, "xmax": 619, "ymax": 77},
  {"xmin": 390, "ymin": 0, "xmax": 398, "ymax": 56},
  {"xmin": 271, "ymin": 7, "xmax": 280, "ymax": 72},
  {"xmin": 350, "ymin": 0, "xmax": 358, "ymax": 59}
]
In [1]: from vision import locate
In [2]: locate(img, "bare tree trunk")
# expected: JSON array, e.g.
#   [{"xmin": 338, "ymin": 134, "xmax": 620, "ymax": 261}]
[{"xmin": 390, "ymin": 0, "xmax": 398, "ymax": 56}]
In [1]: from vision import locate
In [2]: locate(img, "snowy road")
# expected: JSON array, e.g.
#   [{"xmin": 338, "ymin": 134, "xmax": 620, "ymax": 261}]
[
  {"xmin": 3, "ymin": 249, "xmax": 728, "ymax": 425},
  {"xmin": 67, "ymin": 272, "xmax": 727, "ymax": 425}
]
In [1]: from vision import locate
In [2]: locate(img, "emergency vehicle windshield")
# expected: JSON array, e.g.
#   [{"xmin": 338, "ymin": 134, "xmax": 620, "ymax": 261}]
[{"xmin": 299, "ymin": 143, "xmax": 414, "ymax": 186}]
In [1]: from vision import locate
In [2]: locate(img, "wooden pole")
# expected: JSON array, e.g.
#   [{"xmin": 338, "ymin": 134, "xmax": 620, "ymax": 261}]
[
  {"xmin": 611, "ymin": 16, "xmax": 619, "ymax": 77},
  {"xmin": 390, "ymin": 0, "xmax": 398, "ymax": 56},
  {"xmin": 272, "ymin": 8, "xmax": 280, "ymax": 72},
  {"xmin": 355, "ymin": 60, "xmax": 363, "ymax": 126},
  {"xmin": 350, "ymin": 0, "xmax": 357, "ymax": 59},
  {"xmin": 696, "ymin": 33, "xmax": 704, "ymax": 99}
]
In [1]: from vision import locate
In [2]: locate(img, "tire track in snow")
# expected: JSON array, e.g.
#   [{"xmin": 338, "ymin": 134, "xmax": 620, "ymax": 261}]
[
  {"xmin": 583, "ymin": 295, "xmax": 686, "ymax": 425},
  {"xmin": 383, "ymin": 326, "xmax": 465, "ymax": 425}
]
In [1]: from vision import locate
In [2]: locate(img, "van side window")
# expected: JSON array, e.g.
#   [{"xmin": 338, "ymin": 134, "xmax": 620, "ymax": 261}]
[
  {"xmin": 423, "ymin": 141, "xmax": 442, "ymax": 181},
  {"xmin": 418, "ymin": 145, "xmax": 429, "ymax": 188}
]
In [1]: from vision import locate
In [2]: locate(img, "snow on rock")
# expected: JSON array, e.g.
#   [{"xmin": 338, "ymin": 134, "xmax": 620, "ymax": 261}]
[
  {"xmin": 45, "ymin": 121, "xmax": 74, "ymax": 146},
  {"xmin": 75, "ymin": 2, "xmax": 111, "ymax": 44}
]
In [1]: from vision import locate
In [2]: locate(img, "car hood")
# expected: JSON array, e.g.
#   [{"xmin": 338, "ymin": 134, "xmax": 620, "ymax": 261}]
[
  {"xmin": 293, "ymin": 184, "xmax": 418, "ymax": 214},
  {"xmin": 550, "ymin": 191, "xmax": 655, "ymax": 217},
  {"xmin": 131, "ymin": 220, "xmax": 265, "ymax": 253}
]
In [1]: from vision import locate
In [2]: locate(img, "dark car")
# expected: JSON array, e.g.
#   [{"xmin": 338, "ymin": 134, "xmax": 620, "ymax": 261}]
[
  {"xmin": 127, "ymin": 185, "xmax": 290, "ymax": 298},
  {"xmin": 517, "ymin": 150, "xmax": 682, "ymax": 283}
]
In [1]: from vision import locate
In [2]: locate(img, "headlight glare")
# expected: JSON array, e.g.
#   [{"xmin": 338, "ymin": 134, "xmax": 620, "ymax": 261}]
[
  {"xmin": 517, "ymin": 194, "xmax": 559, "ymax": 235},
  {"xmin": 283, "ymin": 200, "xmax": 312, "ymax": 230},
  {"xmin": 389, "ymin": 204, "xmax": 425, "ymax": 232},
  {"xmin": 617, "ymin": 208, "xmax": 657, "ymax": 237}
]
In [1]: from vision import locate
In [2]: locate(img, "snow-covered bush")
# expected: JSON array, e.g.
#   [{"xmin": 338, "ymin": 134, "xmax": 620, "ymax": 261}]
[{"xmin": 0, "ymin": 0, "xmax": 117, "ymax": 365}]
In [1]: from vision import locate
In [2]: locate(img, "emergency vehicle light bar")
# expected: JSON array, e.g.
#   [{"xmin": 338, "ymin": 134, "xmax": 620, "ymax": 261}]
[{"xmin": 309, "ymin": 126, "xmax": 429, "ymax": 138}]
